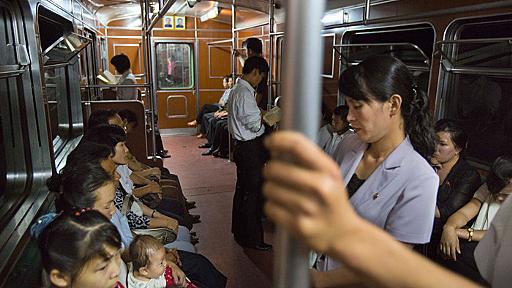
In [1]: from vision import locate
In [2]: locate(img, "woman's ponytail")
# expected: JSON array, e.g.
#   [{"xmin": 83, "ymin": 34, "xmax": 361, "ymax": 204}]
[{"xmin": 404, "ymin": 84, "xmax": 435, "ymax": 160}]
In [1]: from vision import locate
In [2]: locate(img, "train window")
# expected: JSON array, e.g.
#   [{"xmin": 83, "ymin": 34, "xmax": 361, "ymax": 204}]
[
  {"xmin": 322, "ymin": 34, "xmax": 335, "ymax": 78},
  {"xmin": 155, "ymin": 43, "xmax": 194, "ymax": 89},
  {"xmin": 340, "ymin": 24, "xmax": 434, "ymax": 93},
  {"xmin": 0, "ymin": 113, "xmax": 5, "ymax": 195},
  {"xmin": 38, "ymin": 6, "xmax": 80, "ymax": 158},
  {"xmin": 437, "ymin": 16, "xmax": 512, "ymax": 165},
  {"xmin": 0, "ymin": 2, "xmax": 29, "ymax": 222},
  {"xmin": 99, "ymin": 37, "xmax": 108, "ymax": 72}
]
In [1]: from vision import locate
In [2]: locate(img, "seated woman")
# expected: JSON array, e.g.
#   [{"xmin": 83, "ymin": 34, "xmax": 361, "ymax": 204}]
[
  {"xmin": 31, "ymin": 209, "xmax": 125, "ymax": 288},
  {"xmin": 88, "ymin": 110, "xmax": 195, "ymax": 211},
  {"xmin": 439, "ymin": 155, "xmax": 512, "ymax": 284},
  {"xmin": 79, "ymin": 125, "xmax": 197, "ymax": 246},
  {"xmin": 423, "ymin": 119, "xmax": 481, "ymax": 258},
  {"xmin": 49, "ymin": 151, "xmax": 227, "ymax": 287}
]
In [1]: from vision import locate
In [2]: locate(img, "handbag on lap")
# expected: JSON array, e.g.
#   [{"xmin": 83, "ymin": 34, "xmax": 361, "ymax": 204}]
[{"xmin": 121, "ymin": 194, "xmax": 177, "ymax": 244}]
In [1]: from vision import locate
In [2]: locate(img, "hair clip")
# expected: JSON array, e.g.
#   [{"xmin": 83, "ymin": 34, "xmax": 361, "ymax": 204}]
[
  {"xmin": 73, "ymin": 207, "xmax": 92, "ymax": 217},
  {"xmin": 30, "ymin": 212, "xmax": 60, "ymax": 239}
]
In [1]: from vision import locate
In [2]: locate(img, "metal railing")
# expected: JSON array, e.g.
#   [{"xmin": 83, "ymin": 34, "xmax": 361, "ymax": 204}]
[{"xmin": 275, "ymin": 0, "xmax": 327, "ymax": 286}]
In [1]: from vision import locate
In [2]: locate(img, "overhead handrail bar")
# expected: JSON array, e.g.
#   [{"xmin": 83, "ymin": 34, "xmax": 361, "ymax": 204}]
[
  {"xmin": 233, "ymin": 22, "xmax": 270, "ymax": 32},
  {"xmin": 276, "ymin": 0, "xmax": 327, "ymax": 286},
  {"xmin": 436, "ymin": 38, "xmax": 512, "ymax": 72},
  {"xmin": 81, "ymin": 84, "xmax": 151, "ymax": 88},
  {"xmin": 333, "ymin": 42, "xmax": 431, "ymax": 66},
  {"xmin": 146, "ymin": 0, "xmax": 178, "ymax": 33},
  {"xmin": 269, "ymin": 31, "xmax": 284, "ymax": 36},
  {"xmin": 207, "ymin": 39, "xmax": 233, "ymax": 45},
  {"xmin": 441, "ymin": 64, "xmax": 512, "ymax": 76}
]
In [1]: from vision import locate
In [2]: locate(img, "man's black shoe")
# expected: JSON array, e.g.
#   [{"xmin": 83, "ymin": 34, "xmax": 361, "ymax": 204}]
[
  {"xmin": 213, "ymin": 150, "xmax": 228, "ymax": 159},
  {"xmin": 198, "ymin": 143, "xmax": 211, "ymax": 149},
  {"xmin": 186, "ymin": 201, "xmax": 196, "ymax": 209},
  {"xmin": 252, "ymin": 243, "xmax": 273, "ymax": 251},
  {"xmin": 202, "ymin": 149, "xmax": 214, "ymax": 156},
  {"xmin": 158, "ymin": 151, "xmax": 171, "ymax": 158}
]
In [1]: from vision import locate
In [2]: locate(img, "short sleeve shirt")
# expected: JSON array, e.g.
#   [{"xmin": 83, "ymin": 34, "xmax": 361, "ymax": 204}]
[
  {"xmin": 111, "ymin": 209, "xmax": 134, "ymax": 248},
  {"xmin": 117, "ymin": 165, "xmax": 134, "ymax": 194}
]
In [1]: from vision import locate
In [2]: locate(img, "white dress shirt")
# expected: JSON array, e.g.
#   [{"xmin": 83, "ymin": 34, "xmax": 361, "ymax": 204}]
[
  {"xmin": 116, "ymin": 71, "xmax": 138, "ymax": 100},
  {"xmin": 227, "ymin": 79, "xmax": 265, "ymax": 141}
]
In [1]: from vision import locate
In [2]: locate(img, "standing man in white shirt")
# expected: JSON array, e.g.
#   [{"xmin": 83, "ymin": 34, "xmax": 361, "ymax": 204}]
[{"xmin": 228, "ymin": 56, "xmax": 271, "ymax": 251}]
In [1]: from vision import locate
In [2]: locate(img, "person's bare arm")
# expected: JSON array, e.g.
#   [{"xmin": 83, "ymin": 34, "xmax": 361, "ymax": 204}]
[
  {"xmin": 440, "ymin": 198, "xmax": 482, "ymax": 260},
  {"xmin": 263, "ymin": 132, "xmax": 479, "ymax": 288},
  {"xmin": 130, "ymin": 171, "xmax": 152, "ymax": 185},
  {"xmin": 132, "ymin": 182, "xmax": 162, "ymax": 198},
  {"xmin": 132, "ymin": 168, "xmax": 161, "ymax": 180}
]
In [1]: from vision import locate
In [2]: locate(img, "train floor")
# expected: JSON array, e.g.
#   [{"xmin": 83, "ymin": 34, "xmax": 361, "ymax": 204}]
[{"xmin": 162, "ymin": 135, "xmax": 273, "ymax": 288}]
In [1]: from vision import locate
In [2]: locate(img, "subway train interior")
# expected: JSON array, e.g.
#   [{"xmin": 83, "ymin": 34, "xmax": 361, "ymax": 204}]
[{"xmin": 1, "ymin": 0, "xmax": 512, "ymax": 287}]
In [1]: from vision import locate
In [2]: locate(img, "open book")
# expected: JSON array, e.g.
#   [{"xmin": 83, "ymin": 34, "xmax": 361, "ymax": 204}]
[
  {"xmin": 263, "ymin": 106, "xmax": 281, "ymax": 127},
  {"xmin": 97, "ymin": 70, "xmax": 117, "ymax": 84}
]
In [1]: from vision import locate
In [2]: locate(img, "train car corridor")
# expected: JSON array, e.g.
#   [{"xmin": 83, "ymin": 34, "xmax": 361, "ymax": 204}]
[{"xmin": 162, "ymin": 135, "xmax": 272, "ymax": 288}]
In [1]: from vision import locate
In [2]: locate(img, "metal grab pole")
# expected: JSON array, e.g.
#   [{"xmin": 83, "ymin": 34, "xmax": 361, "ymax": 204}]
[
  {"xmin": 274, "ymin": 0, "xmax": 326, "ymax": 287},
  {"xmin": 143, "ymin": 0, "xmax": 158, "ymax": 158},
  {"xmin": 267, "ymin": 0, "xmax": 275, "ymax": 111}
]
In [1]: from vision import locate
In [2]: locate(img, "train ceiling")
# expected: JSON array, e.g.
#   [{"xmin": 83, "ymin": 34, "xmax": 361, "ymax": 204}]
[
  {"xmin": 82, "ymin": 0, "xmax": 285, "ymax": 27},
  {"xmin": 81, "ymin": 0, "xmax": 373, "ymax": 28}
]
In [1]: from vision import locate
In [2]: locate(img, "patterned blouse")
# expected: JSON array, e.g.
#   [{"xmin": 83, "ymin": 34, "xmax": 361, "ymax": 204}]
[{"xmin": 115, "ymin": 185, "xmax": 150, "ymax": 229}]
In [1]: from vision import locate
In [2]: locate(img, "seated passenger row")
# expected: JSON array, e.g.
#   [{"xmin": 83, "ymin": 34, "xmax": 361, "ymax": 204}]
[{"xmin": 30, "ymin": 110, "xmax": 227, "ymax": 288}]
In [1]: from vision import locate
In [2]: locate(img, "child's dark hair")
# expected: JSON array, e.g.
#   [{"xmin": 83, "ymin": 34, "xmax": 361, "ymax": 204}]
[
  {"xmin": 486, "ymin": 155, "xmax": 512, "ymax": 195},
  {"xmin": 38, "ymin": 210, "xmax": 121, "ymax": 284},
  {"xmin": 118, "ymin": 109, "xmax": 138, "ymax": 128},
  {"xmin": 339, "ymin": 55, "xmax": 435, "ymax": 160},
  {"xmin": 129, "ymin": 235, "xmax": 163, "ymax": 272},
  {"xmin": 110, "ymin": 54, "xmax": 131, "ymax": 74},
  {"xmin": 435, "ymin": 119, "xmax": 468, "ymax": 152},
  {"xmin": 223, "ymin": 74, "xmax": 232, "ymax": 81},
  {"xmin": 88, "ymin": 109, "xmax": 119, "ymax": 129},
  {"xmin": 242, "ymin": 56, "xmax": 269, "ymax": 75},
  {"xmin": 81, "ymin": 124, "xmax": 127, "ymax": 156}
]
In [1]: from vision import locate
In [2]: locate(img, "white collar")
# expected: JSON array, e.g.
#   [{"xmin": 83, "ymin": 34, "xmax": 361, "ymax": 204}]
[{"xmin": 237, "ymin": 78, "xmax": 256, "ymax": 95}]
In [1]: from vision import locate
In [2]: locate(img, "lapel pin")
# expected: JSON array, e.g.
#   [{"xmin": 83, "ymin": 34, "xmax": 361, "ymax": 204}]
[{"xmin": 372, "ymin": 192, "xmax": 380, "ymax": 200}]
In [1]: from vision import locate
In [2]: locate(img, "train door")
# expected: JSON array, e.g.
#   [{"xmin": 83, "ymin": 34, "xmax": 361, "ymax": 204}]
[{"xmin": 152, "ymin": 40, "xmax": 197, "ymax": 129}]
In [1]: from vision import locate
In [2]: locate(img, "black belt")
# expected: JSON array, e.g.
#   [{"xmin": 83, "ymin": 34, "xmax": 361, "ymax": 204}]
[{"xmin": 234, "ymin": 136, "xmax": 262, "ymax": 146}]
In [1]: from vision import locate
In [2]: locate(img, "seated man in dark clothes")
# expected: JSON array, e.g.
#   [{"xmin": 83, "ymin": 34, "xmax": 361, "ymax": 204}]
[{"xmin": 188, "ymin": 75, "xmax": 233, "ymax": 138}]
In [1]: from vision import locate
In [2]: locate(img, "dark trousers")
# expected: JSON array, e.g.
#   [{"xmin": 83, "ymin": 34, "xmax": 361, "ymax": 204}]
[
  {"xmin": 201, "ymin": 112, "xmax": 216, "ymax": 134},
  {"xmin": 231, "ymin": 136, "xmax": 267, "ymax": 246},
  {"xmin": 178, "ymin": 250, "xmax": 227, "ymax": 288},
  {"xmin": 212, "ymin": 119, "xmax": 229, "ymax": 154},
  {"xmin": 437, "ymin": 240, "xmax": 488, "ymax": 285},
  {"xmin": 197, "ymin": 104, "xmax": 221, "ymax": 124}
]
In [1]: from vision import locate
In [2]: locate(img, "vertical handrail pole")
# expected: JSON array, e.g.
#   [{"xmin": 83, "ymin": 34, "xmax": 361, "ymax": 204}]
[
  {"xmin": 275, "ymin": 0, "xmax": 326, "ymax": 287},
  {"xmin": 228, "ymin": 0, "xmax": 237, "ymax": 162},
  {"xmin": 143, "ymin": 0, "xmax": 157, "ymax": 158},
  {"xmin": 363, "ymin": 0, "xmax": 371, "ymax": 24},
  {"xmin": 267, "ymin": 0, "xmax": 275, "ymax": 110},
  {"xmin": 140, "ymin": 0, "xmax": 149, "ymax": 100}
]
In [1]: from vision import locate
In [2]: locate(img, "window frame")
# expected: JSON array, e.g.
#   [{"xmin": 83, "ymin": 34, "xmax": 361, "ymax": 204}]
[
  {"xmin": 153, "ymin": 41, "xmax": 195, "ymax": 91},
  {"xmin": 435, "ymin": 15, "xmax": 512, "ymax": 167}
]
